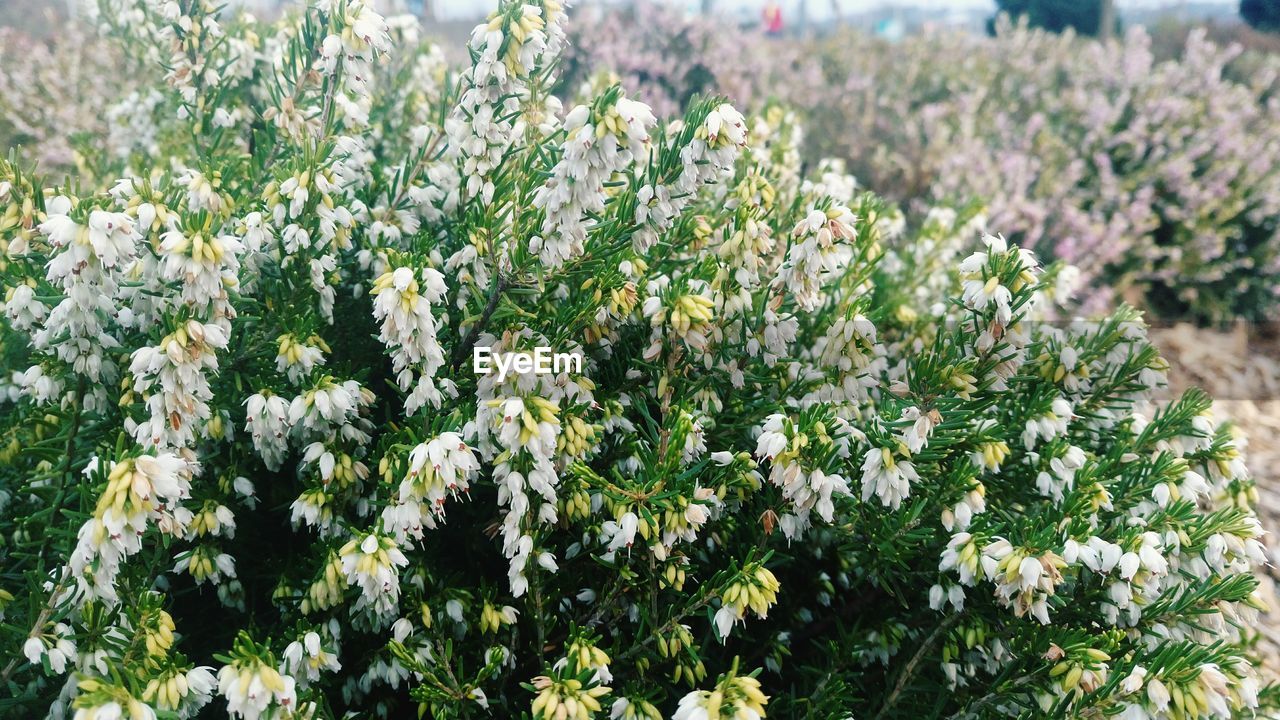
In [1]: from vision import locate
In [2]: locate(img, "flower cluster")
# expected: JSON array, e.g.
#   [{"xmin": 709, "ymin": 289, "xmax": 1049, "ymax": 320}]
[
  {"xmin": 532, "ymin": 88, "xmax": 656, "ymax": 268},
  {"xmin": 446, "ymin": 0, "xmax": 568, "ymax": 203},
  {"xmin": 372, "ymin": 262, "xmax": 449, "ymax": 414}
]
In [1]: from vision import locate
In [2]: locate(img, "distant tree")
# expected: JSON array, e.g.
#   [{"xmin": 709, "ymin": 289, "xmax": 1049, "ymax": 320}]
[
  {"xmin": 1242, "ymin": 0, "xmax": 1280, "ymax": 32},
  {"xmin": 989, "ymin": 0, "xmax": 1118, "ymax": 38}
]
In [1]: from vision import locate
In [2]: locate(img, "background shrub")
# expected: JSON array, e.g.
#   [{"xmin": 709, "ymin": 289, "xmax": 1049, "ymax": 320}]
[
  {"xmin": 560, "ymin": 2, "xmax": 823, "ymax": 119},
  {"xmin": 569, "ymin": 10, "xmax": 1280, "ymax": 325}
]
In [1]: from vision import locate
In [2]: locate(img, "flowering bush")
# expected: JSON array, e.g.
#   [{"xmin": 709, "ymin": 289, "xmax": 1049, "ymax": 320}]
[{"xmin": 0, "ymin": 2, "xmax": 1274, "ymax": 719}]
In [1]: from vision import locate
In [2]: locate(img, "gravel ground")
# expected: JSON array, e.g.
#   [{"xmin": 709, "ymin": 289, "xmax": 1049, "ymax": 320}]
[{"xmin": 1149, "ymin": 323, "xmax": 1280, "ymax": 682}]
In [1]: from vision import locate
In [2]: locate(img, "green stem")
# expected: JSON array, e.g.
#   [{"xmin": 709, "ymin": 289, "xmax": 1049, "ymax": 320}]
[
  {"xmin": 33, "ymin": 377, "xmax": 88, "ymax": 567},
  {"xmin": 0, "ymin": 377, "xmax": 87, "ymax": 686},
  {"xmin": 873, "ymin": 615, "xmax": 958, "ymax": 720},
  {"xmin": 450, "ymin": 272, "xmax": 510, "ymax": 370}
]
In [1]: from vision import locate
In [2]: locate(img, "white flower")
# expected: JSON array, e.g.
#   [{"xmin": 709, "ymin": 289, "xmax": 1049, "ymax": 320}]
[
  {"xmin": 172, "ymin": 547, "xmax": 237, "ymax": 586},
  {"xmin": 959, "ymin": 234, "xmax": 1022, "ymax": 325},
  {"xmin": 532, "ymin": 94, "xmax": 656, "ymax": 268},
  {"xmin": 28, "ymin": 196, "xmax": 139, "ymax": 387},
  {"xmin": 73, "ymin": 698, "xmax": 157, "ymax": 720},
  {"xmin": 23, "ymin": 623, "xmax": 77, "ymax": 675},
  {"xmin": 185, "ymin": 666, "xmax": 217, "ymax": 712},
  {"xmin": 129, "ymin": 320, "xmax": 229, "ymax": 448},
  {"xmin": 383, "ymin": 432, "xmax": 480, "ymax": 542},
  {"xmin": 1120, "ymin": 666, "xmax": 1147, "ymax": 694},
  {"xmin": 643, "ymin": 282, "xmax": 716, "ymax": 354},
  {"xmin": 275, "ymin": 334, "xmax": 326, "ymax": 385},
  {"xmin": 244, "ymin": 392, "xmax": 290, "ymax": 470},
  {"xmin": 339, "ymin": 531, "xmax": 409, "ymax": 625},
  {"xmin": 22, "ymin": 637, "xmax": 43, "ymax": 665},
  {"xmin": 714, "ymin": 605, "xmax": 739, "ymax": 641},
  {"xmin": 632, "ymin": 102, "xmax": 747, "ymax": 253},
  {"xmin": 603, "ymin": 512, "xmax": 640, "ymax": 554},
  {"xmin": 287, "ymin": 378, "xmax": 372, "ymax": 440},
  {"xmin": 446, "ymin": 1, "xmax": 566, "ymax": 202},
  {"xmin": 898, "ymin": 406, "xmax": 936, "ymax": 454},
  {"xmin": 65, "ymin": 453, "xmax": 193, "ymax": 603},
  {"xmin": 940, "ymin": 532, "xmax": 981, "ymax": 586},
  {"xmin": 672, "ymin": 673, "xmax": 767, "ymax": 720},
  {"xmin": 176, "ymin": 169, "xmax": 224, "ymax": 214},
  {"xmin": 218, "ymin": 660, "xmax": 297, "ymax": 720},
  {"xmin": 774, "ymin": 204, "xmax": 858, "ymax": 311},
  {"xmin": 3, "ymin": 284, "xmax": 49, "ymax": 332},
  {"xmin": 282, "ymin": 631, "xmax": 341, "ymax": 684},
  {"xmin": 1146, "ymin": 677, "xmax": 1170, "ymax": 711},
  {"xmin": 978, "ymin": 540, "xmax": 1064, "ymax": 624},
  {"xmin": 372, "ymin": 265, "xmax": 448, "ymax": 414},
  {"xmin": 1022, "ymin": 397, "xmax": 1073, "ymax": 449},
  {"xmin": 860, "ymin": 446, "xmax": 918, "ymax": 510},
  {"xmin": 157, "ymin": 229, "xmax": 243, "ymax": 315},
  {"xmin": 753, "ymin": 414, "xmax": 851, "ymax": 537}
]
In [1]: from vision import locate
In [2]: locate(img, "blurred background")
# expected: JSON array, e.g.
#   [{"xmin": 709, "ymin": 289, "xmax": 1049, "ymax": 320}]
[
  {"xmin": 5, "ymin": 1, "xmax": 1280, "ymax": 46},
  {"xmin": 2, "ymin": 0, "xmax": 1279, "ymax": 657}
]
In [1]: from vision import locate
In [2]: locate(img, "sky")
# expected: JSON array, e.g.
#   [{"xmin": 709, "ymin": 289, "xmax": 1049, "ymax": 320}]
[{"xmin": 432, "ymin": 0, "xmax": 1236, "ymax": 20}]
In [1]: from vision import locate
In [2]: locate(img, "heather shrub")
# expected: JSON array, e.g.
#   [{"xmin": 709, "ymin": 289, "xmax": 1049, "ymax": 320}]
[
  {"xmin": 807, "ymin": 20, "xmax": 1280, "ymax": 323},
  {"xmin": 0, "ymin": 2, "xmax": 1274, "ymax": 720}
]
